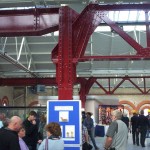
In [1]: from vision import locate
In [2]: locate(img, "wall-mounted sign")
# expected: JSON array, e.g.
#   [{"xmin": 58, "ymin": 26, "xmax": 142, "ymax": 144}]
[{"xmin": 47, "ymin": 100, "xmax": 81, "ymax": 150}]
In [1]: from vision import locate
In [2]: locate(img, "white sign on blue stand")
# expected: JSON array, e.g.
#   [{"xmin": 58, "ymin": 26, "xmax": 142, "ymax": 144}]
[{"xmin": 47, "ymin": 100, "xmax": 81, "ymax": 150}]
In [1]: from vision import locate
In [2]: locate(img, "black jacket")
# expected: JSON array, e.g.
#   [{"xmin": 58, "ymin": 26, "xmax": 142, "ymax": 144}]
[
  {"xmin": 0, "ymin": 128, "xmax": 21, "ymax": 150},
  {"xmin": 23, "ymin": 118, "xmax": 38, "ymax": 147}
]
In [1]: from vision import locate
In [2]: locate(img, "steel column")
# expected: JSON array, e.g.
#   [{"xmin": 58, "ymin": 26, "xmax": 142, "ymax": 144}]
[{"xmin": 56, "ymin": 7, "xmax": 76, "ymax": 100}]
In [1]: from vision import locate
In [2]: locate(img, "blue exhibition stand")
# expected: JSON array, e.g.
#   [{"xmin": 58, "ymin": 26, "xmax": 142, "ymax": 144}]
[{"xmin": 47, "ymin": 100, "xmax": 81, "ymax": 150}]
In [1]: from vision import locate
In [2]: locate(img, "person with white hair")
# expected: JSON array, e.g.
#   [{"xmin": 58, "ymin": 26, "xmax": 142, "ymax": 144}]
[
  {"xmin": 104, "ymin": 110, "xmax": 128, "ymax": 150},
  {"xmin": 0, "ymin": 115, "xmax": 22, "ymax": 150}
]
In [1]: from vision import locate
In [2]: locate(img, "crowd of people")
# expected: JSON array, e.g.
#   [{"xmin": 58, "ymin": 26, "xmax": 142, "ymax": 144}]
[
  {"xmin": 103, "ymin": 109, "xmax": 150, "ymax": 150},
  {"xmin": 130, "ymin": 109, "xmax": 150, "ymax": 148},
  {"xmin": 0, "ymin": 111, "xmax": 64, "ymax": 150},
  {"xmin": 0, "ymin": 109, "xmax": 150, "ymax": 150}
]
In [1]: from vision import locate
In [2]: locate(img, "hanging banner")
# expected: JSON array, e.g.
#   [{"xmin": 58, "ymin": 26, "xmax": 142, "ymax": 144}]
[{"xmin": 47, "ymin": 100, "xmax": 81, "ymax": 150}]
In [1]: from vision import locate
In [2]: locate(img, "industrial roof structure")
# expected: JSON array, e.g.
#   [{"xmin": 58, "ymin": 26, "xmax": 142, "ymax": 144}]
[{"xmin": 0, "ymin": 0, "xmax": 150, "ymax": 102}]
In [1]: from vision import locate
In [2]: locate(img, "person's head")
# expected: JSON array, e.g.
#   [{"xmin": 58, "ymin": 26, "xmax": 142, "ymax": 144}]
[
  {"xmin": 2, "ymin": 118, "xmax": 10, "ymax": 128},
  {"xmin": 0, "ymin": 113, "xmax": 5, "ymax": 121},
  {"xmin": 111, "ymin": 110, "xmax": 123, "ymax": 121},
  {"xmin": 86, "ymin": 112, "xmax": 92, "ymax": 118},
  {"xmin": 45, "ymin": 122, "xmax": 61, "ymax": 137},
  {"xmin": 28, "ymin": 111, "xmax": 37, "ymax": 122},
  {"xmin": 40, "ymin": 114, "xmax": 46, "ymax": 123},
  {"xmin": 8, "ymin": 116, "xmax": 22, "ymax": 132},
  {"xmin": 140, "ymin": 110, "xmax": 144, "ymax": 115},
  {"xmin": 132, "ymin": 110, "xmax": 137, "ymax": 115},
  {"xmin": 18, "ymin": 126, "xmax": 26, "ymax": 138},
  {"xmin": 148, "ymin": 109, "xmax": 150, "ymax": 115}
]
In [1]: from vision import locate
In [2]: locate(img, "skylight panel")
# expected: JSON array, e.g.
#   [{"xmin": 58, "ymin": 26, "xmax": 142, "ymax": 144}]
[
  {"xmin": 114, "ymin": 11, "xmax": 120, "ymax": 22},
  {"xmin": 128, "ymin": 11, "xmax": 138, "ymax": 21},
  {"xmin": 108, "ymin": 11, "xmax": 114, "ymax": 21},
  {"xmin": 118, "ymin": 11, "xmax": 129, "ymax": 21},
  {"xmin": 123, "ymin": 25, "xmax": 145, "ymax": 31},
  {"xmin": 108, "ymin": 11, "xmax": 120, "ymax": 22},
  {"xmin": 94, "ymin": 26, "xmax": 111, "ymax": 32},
  {"xmin": 138, "ymin": 11, "xmax": 146, "ymax": 21}
]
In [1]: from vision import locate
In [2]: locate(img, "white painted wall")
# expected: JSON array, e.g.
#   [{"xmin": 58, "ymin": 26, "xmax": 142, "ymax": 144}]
[{"xmin": 85, "ymin": 99, "xmax": 100, "ymax": 125}]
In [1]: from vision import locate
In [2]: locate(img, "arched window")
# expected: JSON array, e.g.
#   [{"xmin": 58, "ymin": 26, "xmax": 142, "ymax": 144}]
[{"xmin": 2, "ymin": 96, "xmax": 9, "ymax": 106}]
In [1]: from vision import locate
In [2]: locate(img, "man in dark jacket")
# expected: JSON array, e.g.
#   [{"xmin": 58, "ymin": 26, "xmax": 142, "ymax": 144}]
[
  {"xmin": 23, "ymin": 111, "xmax": 38, "ymax": 150},
  {"xmin": 130, "ymin": 110, "xmax": 139, "ymax": 145},
  {"xmin": 83, "ymin": 112, "xmax": 99, "ymax": 150},
  {"xmin": 137, "ymin": 110, "xmax": 149, "ymax": 147},
  {"xmin": 0, "ymin": 116, "xmax": 22, "ymax": 150},
  {"xmin": 121, "ymin": 113, "xmax": 129, "ymax": 128}
]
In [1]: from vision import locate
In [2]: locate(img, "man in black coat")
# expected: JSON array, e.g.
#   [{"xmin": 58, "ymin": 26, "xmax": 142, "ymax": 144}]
[
  {"xmin": 121, "ymin": 113, "xmax": 129, "ymax": 128},
  {"xmin": 130, "ymin": 110, "xmax": 139, "ymax": 145},
  {"xmin": 146, "ymin": 109, "xmax": 150, "ymax": 138},
  {"xmin": 23, "ymin": 111, "xmax": 38, "ymax": 150},
  {"xmin": 0, "ymin": 116, "xmax": 22, "ymax": 150},
  {"xmin": 137, "ymin": 110, "xmax": 149, "ymax": 147}
]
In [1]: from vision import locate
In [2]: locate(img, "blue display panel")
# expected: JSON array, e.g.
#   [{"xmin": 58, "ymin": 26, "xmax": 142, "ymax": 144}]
[{"xmin": 47, "ymin": 100, "xmax": 81, "ymax": 150}]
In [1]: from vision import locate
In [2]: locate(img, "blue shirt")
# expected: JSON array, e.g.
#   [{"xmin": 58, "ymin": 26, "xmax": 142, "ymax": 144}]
[{"xmin": 38, "ymin": 138, "xmax": 64, "ymax": 150}]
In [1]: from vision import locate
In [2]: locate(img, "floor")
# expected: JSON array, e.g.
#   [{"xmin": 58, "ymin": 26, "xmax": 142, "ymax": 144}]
[{"xmin": 91, "ymin": 133, "xmax": 150, "ymax": 150}]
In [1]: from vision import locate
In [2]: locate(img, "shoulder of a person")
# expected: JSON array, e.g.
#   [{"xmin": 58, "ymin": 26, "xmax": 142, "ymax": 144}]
[
  {"xmin": 112, "ymin": 120, "xmax": 118, "ymax": 125},
  {"xmin": 23, "ymin": 119, "xmax": 29, "ymax": 123},
  {"xmin": 109, "ymin": 120, "xmax": 118, "ymax": 128}
]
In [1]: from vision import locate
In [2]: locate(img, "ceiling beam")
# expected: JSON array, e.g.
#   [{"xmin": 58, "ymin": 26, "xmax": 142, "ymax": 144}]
[{"xmin": 77, "ymin": 55, "xmax": 150, "ymax": 61}]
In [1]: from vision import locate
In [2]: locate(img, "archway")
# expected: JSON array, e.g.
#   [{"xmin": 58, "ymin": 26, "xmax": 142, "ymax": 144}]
[
  {"xmin": 2, "ymin": 96, "xmax": 9, "ymax": 106},
  {"xmin": 119, "ymin": 100, "xmax": 136, "ymax": 111},
  {"xmin": 136, "ymin": 100, "xmax": 150, "ymax": 111},
  {"xmin": 28, "ymin": 100, "xmax": 39, "ymax": 106}
]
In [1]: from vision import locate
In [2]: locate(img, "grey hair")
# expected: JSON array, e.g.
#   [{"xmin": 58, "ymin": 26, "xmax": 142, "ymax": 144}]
[
  {"xmin": 10, "ymin": 116, "xmax": 22, "ymax": 125},
  {"xmin": 112, "ymin": 110, "xmax": 123, "ymax": 120},
  {"xmin": 2, "ymin": 118, "xmax": 10, "ymax": 127}
]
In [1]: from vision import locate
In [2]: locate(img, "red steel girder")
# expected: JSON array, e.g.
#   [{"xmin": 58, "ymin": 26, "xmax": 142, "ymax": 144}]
[
  {"xmin": 72, "ymin": 4, "xmax": 150, "ymax": 62},
  {"xmin": 101, "ymin": 15, "xmax": 144, "ymax": 54},
  {"xmin": 0, "ymin": 7, "xmax": 59, "ymax": 36},
  {"xmin": 95, "ymin": 81, "xmax": 108, "ymax": 94},
  {"xmin": 77, "ymin": 55, "xmax": 150, "ymax": 61},
  {"xmin": 77, "ymin": 78, "xmax": 88, "ymax": 108},
  {"xmin": 56, "ymin": 7, "xmax": 77, "ymax": 100},
  {"xmin": 85, "ymin": 77, "xmax": 97, "ymax": 95},
  {"xmin": 92, "ymin": 3, "xmax": 150, "ymax": 11},
  {"xmin": 51, "ymin": 7, "xmax": 78, "ymax": 61},
  {"xmin": 0, "ymin": 4, "xmax": 150, "ymax": 101},
  {"xmin": 86, "ymin": 76, "xmax": 150, "ymax": 95},
  {"xmin": 73, "ymin": 4, "xmax": 103, "ymax": 58},
  {"xmin": 0, "ymin": 76, "xmax": 150, "ymax": 105},
  {"xmin": 0, "ymin": 78, "xmax": 56, "ymax": 86}
]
